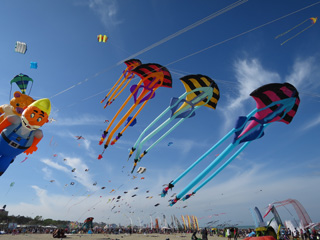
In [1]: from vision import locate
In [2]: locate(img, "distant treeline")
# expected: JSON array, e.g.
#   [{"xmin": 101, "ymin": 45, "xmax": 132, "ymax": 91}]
[{"xmin": 0, "ymin": 214, "xmax": 70, "ymax": 228}]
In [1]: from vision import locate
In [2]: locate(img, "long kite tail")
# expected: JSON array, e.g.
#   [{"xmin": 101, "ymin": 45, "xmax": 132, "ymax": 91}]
[
  {"xmin": 110, "ymin": 91, "xmax": 155, "ymax": 146},
  {"xmin": 104, "ymin": 72, "xmax": 134, "ymax": 108},
  {"xmin": 165, "ymin": 108, "xmax": 262, "ymax": 200},
  {"xmin": 108, "ymin": 73, "xmax": 135, "ymax": 106},
  {"xmin": 99, "ymin": 80, "xmax": 143, "ymax": 146},
  {"xmin": 281, "ymin": 23, "xmax": 315, "ymax": 45},
  {"xmin": 129, "ymin": 110, "xmax": 171, "ymax": 161},
  {"xmin": 136, "ymin": 102, "xmax": 203, "ymax": 162},
  {"xmin": 130, "ymin": 91, "xmax": 190, "ymax": 162},
  {"xmin": 135, "ymin": 118, "xmax": 178, "ymax": 161},
  {"xmin": 104, "ymin": 71, "xmax": 164, "ymax": 148},
  {"xmin": 104, "ymin": 89, "xmax": 150, "ymax": 148},
  {"xmin": 101, "ymin": 68, "xmax": 128, "ymax": 104},
  {"xmin": 181, "ymin": 140, "xmax": 251, "ymax": 202},
  {"xmin": 275, "ymin": 18, "xmax": 310, "ymax": 39}
]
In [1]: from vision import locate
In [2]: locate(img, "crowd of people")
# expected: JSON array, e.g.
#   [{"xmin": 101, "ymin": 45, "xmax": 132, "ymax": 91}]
[
  {"xmin": 280, "ymin": 227, "xmax": 320, "ymax": 240},
  {"xmin": 0, "ymin": 224, "xmax": 319, "ymax": 240}
]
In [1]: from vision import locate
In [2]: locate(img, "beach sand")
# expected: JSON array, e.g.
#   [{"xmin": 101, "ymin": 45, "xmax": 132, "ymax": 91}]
[{"xmin": 0, "ymin": 233, "xmax": 229, "ymax": 240}]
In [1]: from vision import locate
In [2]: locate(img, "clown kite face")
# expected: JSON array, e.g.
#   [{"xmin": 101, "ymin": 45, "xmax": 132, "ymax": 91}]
[{"xmin": 21, "ymin": 106, "xmax": 49, "ymax": 130}]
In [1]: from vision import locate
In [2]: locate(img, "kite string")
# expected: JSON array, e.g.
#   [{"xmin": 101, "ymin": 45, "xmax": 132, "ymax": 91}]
[
  {"xmin": 49, "ymin": 1, "xmax": 320, "ymax": 108},
  {"xmin": 117, "ymin": 0, "xmax": 248, "ymax": 65},
  {"xmin": 49, "ymin": 0, "xmax": 248, "ymax": 100},
  {"xmin": 280, "ymin": 24, "xmax": 315, "ymax": 45},
  {"xmin": 275, "ymin": 18, "xmax": 310, "ymax": 39},
  {"xmin": 50, "ymin": 65, "xmax": 117, "ymax": 99},
  {"xmin": 166, "ymin": 1, "xmax": 320, "ymax": 66},
  {"xmin": 76, "ymin": 199, "xmax": 103, "ymax": 222}
]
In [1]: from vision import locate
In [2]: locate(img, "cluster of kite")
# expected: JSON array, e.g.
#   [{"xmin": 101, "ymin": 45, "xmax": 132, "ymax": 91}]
[
  {"xmin": 0, "ymin": 70, "xmax": 52, "ymax": 176},
  {"xmin": 98, "ymin": 58, "xmax": 300, "ymax": 206},
  {"xmin": 102, "ymin": 186, "xmax": 164, "ymax": 214}
]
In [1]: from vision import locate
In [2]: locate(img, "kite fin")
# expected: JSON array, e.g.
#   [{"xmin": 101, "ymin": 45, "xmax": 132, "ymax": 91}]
[
  {"xmin": 99, "ymin": 131, "xmax": 108, "ymax": 145},
  {"xmin": 111, "ymin": 133, "xmax": 122, "ymax": 145},
  {"xmin": 182, "ymin": 192, "xmax": 194, "ymax": 201},
  {"xmin": 131, "ymin": 159, "xmax": 138, "ymax": 174},
  {"xmin": 169, "ymin": 196, "xmax": 180, "ymax": 206},
  {"xmin": 128, "ymin": 147, "xmax": 136, "ymax": 161},
  {"xmin": 232, "ymin": 116, "xmax": 264, "ymax": 143},
  {"xmin": 161, "ymin": 181, "xmax": 174, "ymax": 197},
  {"xmin": 98, "ymin": 148, "xmax": 106, "ymax": 160},
  {"xmin": 100, "ymin": 97, "xmax": 107, "ymax": 104},
  {"xmin": 103, "ymin": 101, "xmax": 110, "ymax": 109},
  {"xmin": 139, "ymin": 150, "xmax": 147, "ymax": 161}
]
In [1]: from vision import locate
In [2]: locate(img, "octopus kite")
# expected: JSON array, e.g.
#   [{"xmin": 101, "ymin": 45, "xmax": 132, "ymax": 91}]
[
  {"xmin": 98, "ymin": 63, "xmax": 172, "ymax": 158},
  {"xmin": 128, "ymin": 74, "xmax": 220, "ymax": 173},
  {"xmin": 162, "ymin": 82, "xmax": 300, "ymax": 205}
]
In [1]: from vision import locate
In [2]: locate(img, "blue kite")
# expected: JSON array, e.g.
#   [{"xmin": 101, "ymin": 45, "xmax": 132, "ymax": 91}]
[{"xmin": 161, "ymin": 82, "xmax": 300, "ymax": 206}]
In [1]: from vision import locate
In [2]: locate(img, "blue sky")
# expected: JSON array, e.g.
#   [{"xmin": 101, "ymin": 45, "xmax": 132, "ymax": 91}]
[{"xmin": 0, "ymin": 0, "xmax": 320, "ymax": 228}]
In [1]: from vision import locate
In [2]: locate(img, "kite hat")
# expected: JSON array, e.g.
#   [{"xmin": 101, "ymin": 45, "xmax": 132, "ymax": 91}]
[{"xmin": 29, "ymin": 98, "xmax": 51, "ymax": 116}]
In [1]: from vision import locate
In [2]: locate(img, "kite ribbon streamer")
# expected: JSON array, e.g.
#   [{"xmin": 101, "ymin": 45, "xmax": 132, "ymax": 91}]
[
  {"xmin": 100, "ymin": 59, "xmax": 141, "ymax": 107},
  {"xmin": 275, "ymin": 17, "xmax": 318, "ymax": 45},
  {"xmin": 106, "ymin": 74, "xmax": 162, "ymax": 147},
  {"xmin": 103, "ymin": 71, "xmax": 135, "ymax": 108}
]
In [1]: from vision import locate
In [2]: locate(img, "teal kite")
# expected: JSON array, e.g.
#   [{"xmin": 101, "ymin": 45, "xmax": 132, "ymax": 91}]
[
  {"xmin": 10, "ymin": 73, "xmax": 33, "ymax": 95},
  {"xmin": 128, "ymin": 74, "xmax": 220, "ymax": 173},
  {"xmin": 162, "ymin": 82, "xmax": 300, "ymax": 206}
]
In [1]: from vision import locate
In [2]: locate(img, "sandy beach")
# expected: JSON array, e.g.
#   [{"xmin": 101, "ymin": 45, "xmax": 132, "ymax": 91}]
[{"xmin": 0, "ymin": 233, "xmax": 229, "ymax": 240}]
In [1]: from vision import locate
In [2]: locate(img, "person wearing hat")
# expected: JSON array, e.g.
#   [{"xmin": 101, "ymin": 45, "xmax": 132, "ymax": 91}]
[{"xmin": 0, "ymin": 98, "xmax": 51, "ymax": 176}]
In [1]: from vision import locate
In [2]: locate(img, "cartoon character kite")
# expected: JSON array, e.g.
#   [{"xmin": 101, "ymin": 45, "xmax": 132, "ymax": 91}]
[
  {"xmin": 161, "ymin": 83, "xmax": 300, "ymax": 205},
  {"xmin": 0, "ymin": 98, "xmax": 51, "ymax": 176}
]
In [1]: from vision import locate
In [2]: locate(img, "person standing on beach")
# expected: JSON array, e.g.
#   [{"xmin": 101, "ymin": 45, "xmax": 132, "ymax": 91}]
[
  {"xmin": 234, "ymin": 228, "xmax": 238, "ymax": 240},
  {"xmin": 227, "ymin": 228, "xmax": 231, "ymax": 240},
  {"xmin": 288, "ymin": 228, "xmax": 292, "ymax": 239},
  {"xmin": 202, "ymin": 228, "xmax": 208, "ymax": 240}
]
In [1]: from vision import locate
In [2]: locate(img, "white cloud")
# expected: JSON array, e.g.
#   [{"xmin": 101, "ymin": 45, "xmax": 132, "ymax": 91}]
[
  {"xmin": 85, "ymin": 0, "xmax": 123, "ymax": 29},
  {"xmin": 82, "ymin": 138, "xmax": 91, "ymax": 151},
  {"xmin": 285, "ymin": 56, "xmax": 320, "ymax": 90},
  {"xmin": 301, "ymin": 114, "xmax": 320, "ymax": 131},
  {"xmin": 41, "ymin": 167, "xmax": 53, "ymax": 180},
  {"xmin": 41, "ymin": 159, "xmax": 69, "ymax": 173},
  {"xmin": 231, "ymin": 58, "xmax": 280, "ymax": 111},
  {"xmin": 44, "ymin": 130, "xmax": 99, "ymax": 159},
  {"xmin": 221, "ymin": 56, "xmax": 320, "ymax": 133},
  {"xmin": 220, "ymin": 58, "xmax": 280, "ymax": 132},
  {"xmin": 40, "ymin": 156, "xmax": 98, "ymax": 191},
  {"xmin": 7, "ymin": 163, "xmax": 320, "ymax": 225}
]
